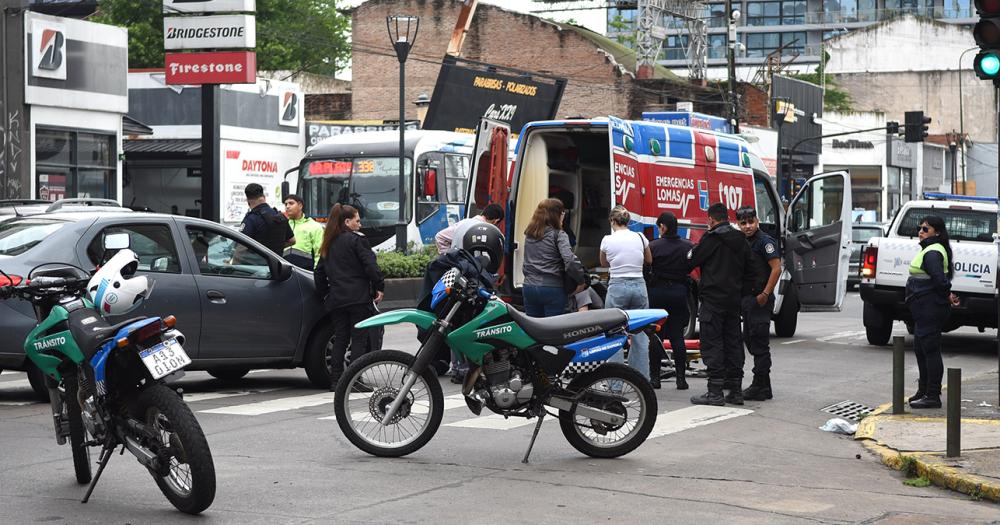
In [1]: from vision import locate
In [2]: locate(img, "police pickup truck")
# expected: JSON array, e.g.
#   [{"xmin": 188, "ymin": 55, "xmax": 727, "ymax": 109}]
[{"xmin": 859, "ymin": 193, "xmax": 997, "ymax": 345}]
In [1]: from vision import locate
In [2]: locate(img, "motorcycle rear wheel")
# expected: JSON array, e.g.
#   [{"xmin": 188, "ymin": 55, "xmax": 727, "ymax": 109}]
[
  {"xmin": 135, "ymin": 384, "xmax": 216, "ymax": 515},
  {"xmin": 64, "ymin": 375, "xmax": 92, "ymax": 484},
  {"xmin": 558, "ymin": 363, "xmax": 657, "ymax": 458},
  {"xmin": 334, "ymin": 350, "xmax": 444, "ymax": 458}
]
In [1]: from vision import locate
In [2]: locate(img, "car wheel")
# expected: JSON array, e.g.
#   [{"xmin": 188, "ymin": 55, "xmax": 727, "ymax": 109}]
[
  {"xmin": 305, "ymin": 322, "xmax": 336, "ymax": 389},
  {"xmin": 207, "ymin": 368, "xmax": 250, "ymax": 381},
  {"xmin": 26, "ymin": 362, "xmax": 50, "ymax": 402},
  {"xmin": 773, "ymin": 285, "xmax": 799, "ymax": 338},
  {"xmin": 863, "ymin": 301, "xmax": 893, "ymax": 346}
]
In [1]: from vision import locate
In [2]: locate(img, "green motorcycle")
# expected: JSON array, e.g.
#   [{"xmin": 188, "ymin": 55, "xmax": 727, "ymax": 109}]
[
  {"xmin": 334, "ymin": 267, "xmax": 665, "ymax": 462},
  {"xmin": 0, "ymin": 245, "xmax": 215, "ymax": 514}
]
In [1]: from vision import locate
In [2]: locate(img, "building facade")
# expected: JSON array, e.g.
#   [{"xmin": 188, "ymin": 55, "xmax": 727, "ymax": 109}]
[{"xmin": 607, "ymin": 1, "xmax": 973, "ymax": 79}]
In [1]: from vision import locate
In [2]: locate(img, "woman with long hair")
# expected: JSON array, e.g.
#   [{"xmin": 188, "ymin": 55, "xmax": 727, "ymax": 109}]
[
  {"xmin": 905, "ymin": 215, "xmax": 960, "ymax": 409},
  {"xmin": 646, "ymin": 212, "xmax": 693, "ymax": 389},
  {"xmin": 522, "ymin": 198, "xmax": 579, "ymax": 317},
  {"xmin": 314, "ymin": 204, "xmax": 385, "ymax": 390},
  {"xmin": 601, "ymin": 205, "xmax": 653, "ymax": 380}
]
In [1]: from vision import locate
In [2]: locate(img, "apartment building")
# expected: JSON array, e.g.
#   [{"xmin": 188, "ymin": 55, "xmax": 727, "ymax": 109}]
[{"xmin": 607, "ymin": 0, "xmax": 974, "ymax": 79}]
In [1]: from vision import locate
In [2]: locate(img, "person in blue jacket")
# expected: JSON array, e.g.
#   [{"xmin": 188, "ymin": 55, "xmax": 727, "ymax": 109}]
[{"xmin": 906, "ymin": 215, "xmax": 960, "ymax": 409}]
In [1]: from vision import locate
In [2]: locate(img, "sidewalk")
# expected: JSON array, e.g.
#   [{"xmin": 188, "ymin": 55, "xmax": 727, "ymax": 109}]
[{"xmin": 855, "ymin": 369, "xmax": 1000, "ymax": 502}]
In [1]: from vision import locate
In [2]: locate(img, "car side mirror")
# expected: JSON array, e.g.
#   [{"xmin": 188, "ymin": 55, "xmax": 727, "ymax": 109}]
[
  {"xmin": 104, "ymin": 233, "xmax": 130, "ymax": 251},
  {"xmin": 270, "ymin": 258, "xmax": 294, "ymax": 281}
]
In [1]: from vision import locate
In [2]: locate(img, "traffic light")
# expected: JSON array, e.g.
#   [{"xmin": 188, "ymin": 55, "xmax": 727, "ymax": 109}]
[
  {"xmin": 886, "ymin": 121, "xmax": 900, "ymax": 135},
  {"xmin": 974, "ymin": 0, "xmax": 1000, "ymax": 81},
  {"xmin": 904, "ymin": 111, "xmax": 930, "ymax": 143}
]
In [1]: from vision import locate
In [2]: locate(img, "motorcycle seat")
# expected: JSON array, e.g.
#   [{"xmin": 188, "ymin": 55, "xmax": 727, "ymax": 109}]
[
  {"xmin": 505, "ymin": 305, "xmax": 628, "ymax": 346},
  {"xmin": 68, "ymin": 309, "xmax": 145, "ymax": 360}
]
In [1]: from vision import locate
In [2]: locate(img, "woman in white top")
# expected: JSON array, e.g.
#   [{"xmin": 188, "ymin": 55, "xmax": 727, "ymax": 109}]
[{"xmin": 600, "ymin": 205, "xmax": 653, "ymax": 380}]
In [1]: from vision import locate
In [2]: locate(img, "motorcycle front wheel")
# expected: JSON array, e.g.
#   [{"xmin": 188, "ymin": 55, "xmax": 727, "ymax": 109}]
[
  {"xmin": 334, "ymin": 350, "xmax": 443, "ymax": 458},
  {"xmin": 558, "ymin": 363, "xmax": 657, "ymax": 459},
  {"xmin": 134, "ymin": 384, "xmax": 216, "ymax": 515}
]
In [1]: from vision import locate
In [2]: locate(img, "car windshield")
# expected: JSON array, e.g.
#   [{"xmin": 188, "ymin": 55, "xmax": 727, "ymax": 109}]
[
  {"xmin": 0, "ymin": 218, "xmax": 67, "ymax": 256},
  {"xmin": 300, "ymin": 157, "xmax": 412, "ymax": 226},
  {"xmin": 896, "ymin": 208, "xmax": 996, "ymax": 242},
  {"xmin": 851, "ymin": 227, "xmax": 881, "ymax": 243}
]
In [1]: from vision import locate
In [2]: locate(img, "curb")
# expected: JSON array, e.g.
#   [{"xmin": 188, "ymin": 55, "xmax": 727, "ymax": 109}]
[{"xmin": 855, "ymin": 403, "xmax": 1000, "ymax": 503}]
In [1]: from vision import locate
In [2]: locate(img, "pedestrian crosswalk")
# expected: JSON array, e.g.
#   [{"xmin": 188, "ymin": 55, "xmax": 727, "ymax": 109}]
[{"xmin": 2, "ymin": 372, "xmax": 754, "ymax": 439}]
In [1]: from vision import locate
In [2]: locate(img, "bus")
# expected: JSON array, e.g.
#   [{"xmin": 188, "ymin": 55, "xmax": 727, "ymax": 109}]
[{"xmin": 283, "ymin": 130, "xmax": 477, "ymax": 250}]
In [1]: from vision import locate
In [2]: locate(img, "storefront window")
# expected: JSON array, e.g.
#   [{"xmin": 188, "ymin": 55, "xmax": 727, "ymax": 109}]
[
  {"xmin": 830, "ymin": 166, "xmax": 883, "ymax": 221},
  {"xmin": 35, "ymin": 127, "xmax": 116, "ymax": 201}
]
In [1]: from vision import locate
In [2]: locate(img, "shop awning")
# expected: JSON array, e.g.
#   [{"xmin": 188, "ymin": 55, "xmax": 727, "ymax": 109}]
[{"xmin": 124, "ymin": 139, "xmax": 201, "ymax": 155}]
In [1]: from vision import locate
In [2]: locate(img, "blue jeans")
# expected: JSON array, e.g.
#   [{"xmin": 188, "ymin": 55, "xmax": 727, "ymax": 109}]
[
  {"xmin": 605, "ymin": 277, "xmax": 650, "ymax": 380},
  {"xmin": 523, "ymin": 285, "xmax": 567, "ymax": 317}
]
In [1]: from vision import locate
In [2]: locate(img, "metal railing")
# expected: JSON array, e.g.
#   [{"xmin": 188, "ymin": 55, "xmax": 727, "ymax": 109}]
[{"xmin": 652, "ymin": 5, "xmax": 974, "ymax": 32}]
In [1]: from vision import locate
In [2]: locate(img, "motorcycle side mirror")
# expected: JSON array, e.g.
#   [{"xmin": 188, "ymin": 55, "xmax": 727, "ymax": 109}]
[{"xmin": 104, "ymin": 233, "xmax": 130, "ymax": 251}]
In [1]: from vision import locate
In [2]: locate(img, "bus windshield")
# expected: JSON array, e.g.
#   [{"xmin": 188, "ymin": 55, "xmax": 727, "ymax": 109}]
[{"xmin": 300, "ymin": 157, "xmax": 412, "ymax": 228}]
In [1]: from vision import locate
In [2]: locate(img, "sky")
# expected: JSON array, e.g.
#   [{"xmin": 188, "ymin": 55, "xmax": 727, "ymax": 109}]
[{"xmin": 335, "ymin": 0, "xmax": 612, "ymax": 80}]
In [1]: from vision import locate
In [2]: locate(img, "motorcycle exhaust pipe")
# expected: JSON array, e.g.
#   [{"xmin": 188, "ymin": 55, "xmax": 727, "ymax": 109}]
[
  {"xmin": 124, "ymin": 436, "xmax": 159, "ymax": 470},
  {"xmin": 48, "ymin": 385, "xmax": 66, "ymax": 445}
]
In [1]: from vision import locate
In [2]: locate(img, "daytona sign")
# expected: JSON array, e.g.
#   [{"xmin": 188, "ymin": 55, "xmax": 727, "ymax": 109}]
[
  {"xmin": 165, "ymin": 51, "xmax": 256, "ymax": 85},
  {"xmin": 163, "ymin": 14, "xmax": 255, "ymax": 50}
]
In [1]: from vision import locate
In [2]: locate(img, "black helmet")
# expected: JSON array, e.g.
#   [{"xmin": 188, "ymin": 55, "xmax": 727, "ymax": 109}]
[{"xmin": 461, "ymin": 222, "xmax": 505, "ymax": 273}]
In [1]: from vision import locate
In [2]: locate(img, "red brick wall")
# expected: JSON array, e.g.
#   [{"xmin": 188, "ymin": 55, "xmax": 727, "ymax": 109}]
[
  {"xmin": 351, "ymin": 0, "xmax": 634, "ymax": 122},
  {"xmin": 306, "ymin": 93, "xmax": 352, "ymax": 120}
]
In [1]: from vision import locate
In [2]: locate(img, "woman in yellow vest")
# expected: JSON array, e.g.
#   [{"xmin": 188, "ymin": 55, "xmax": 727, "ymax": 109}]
[{"xmin": 905, "ymin": 215, "xmax": 960, "ymax": 409}]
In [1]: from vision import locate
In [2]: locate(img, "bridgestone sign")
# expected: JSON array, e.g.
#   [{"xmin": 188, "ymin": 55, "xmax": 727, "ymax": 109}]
[{"xmin": 164, "ymin": 15, "xmax": 255, "ymax": 50}]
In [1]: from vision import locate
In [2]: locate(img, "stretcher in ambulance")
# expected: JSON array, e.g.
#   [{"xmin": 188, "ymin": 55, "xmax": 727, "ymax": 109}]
[{"xmin": 466, "ymin": 117, "xmax": 852, "ymax": 338}]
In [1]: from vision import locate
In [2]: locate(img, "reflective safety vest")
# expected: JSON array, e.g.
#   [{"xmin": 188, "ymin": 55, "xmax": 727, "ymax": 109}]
[{"xmin": 909, "ymin": 243, "xmax": 948, "ymax": 277}]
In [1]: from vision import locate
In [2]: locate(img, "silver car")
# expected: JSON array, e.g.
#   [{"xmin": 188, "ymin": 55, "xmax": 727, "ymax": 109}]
[{"xmin": 0, "ymin": 208, "xmax": 337, "ymax": 399}]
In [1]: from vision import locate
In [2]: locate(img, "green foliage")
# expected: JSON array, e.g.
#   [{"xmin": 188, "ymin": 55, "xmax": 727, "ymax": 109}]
[
  {"xmin": 608, "ymin": 14, "xmax": 635, "ymax": 47},
  {"xmin": 790, "ymin": 71, "xmax": 853, "ymax": 113},
  {"xmin": 94, "ymin": 0, "xmax": 350, "ymax": 75},
  {"xmin": 377, "ymin": 245, "xmax": 436, "ymax": 279},
  {"xmin": 903, "ymin": 476, "xmax": 931, "ymax": 488},
  {"xmin": 899, "ymin": 455, "xmax": 920, "ymax": 478}
]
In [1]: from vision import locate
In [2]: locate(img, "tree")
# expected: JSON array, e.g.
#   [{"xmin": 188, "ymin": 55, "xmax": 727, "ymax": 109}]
[
  {"xmin": 94, "ymin": 0, "xmax": 350, "ymax": 76},
  {"xmin": 608, "ymin": 14, "xmax": 636, "ymax": 48},
  {"xmin": 790, "ymin": 51, "xmax": 852, "ymax": 112}
]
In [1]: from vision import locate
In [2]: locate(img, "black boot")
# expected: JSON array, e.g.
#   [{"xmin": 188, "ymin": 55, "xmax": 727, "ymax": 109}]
[
  {"xmin": 674, "ymin": 347, "xmax": 688, "ymax": 390},
  {"xmin": 691, "ymin": 380, "xmax": 725, "ymax": 406},
  {"xmin": 908, "ymin": 381, "xmax": 926, "ymax": 404},
  {"xmin": 910, "ymin": 384, "xmax": 942, "ymax": 409},
  {"xmin": 724, "ymin": 380, "xmax": 744, "ymax": 405},
  {"xmin": 743, "ymin": 374, "xmax": 773, "ymax": 401}
]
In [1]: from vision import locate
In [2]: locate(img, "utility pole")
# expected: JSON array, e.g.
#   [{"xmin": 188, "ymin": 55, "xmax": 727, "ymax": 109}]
[{"xmin": 726, "ymin": 0, "xmax": 740, "ymax": 133}]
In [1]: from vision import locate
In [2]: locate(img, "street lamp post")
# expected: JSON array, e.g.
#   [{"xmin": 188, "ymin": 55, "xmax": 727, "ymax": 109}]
[
  {"xmin": 958, "ymin": 46, "xmax": 977, "ymax": 190},
  {"xmin": 387, "ymin": 15, "xmax": 420, "ymax": 252}
]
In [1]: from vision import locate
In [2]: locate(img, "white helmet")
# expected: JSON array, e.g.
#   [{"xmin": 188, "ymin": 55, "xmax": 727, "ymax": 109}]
[{"xmin": 87, "ymin": 249, "xmax": 154, "ymax": 316}]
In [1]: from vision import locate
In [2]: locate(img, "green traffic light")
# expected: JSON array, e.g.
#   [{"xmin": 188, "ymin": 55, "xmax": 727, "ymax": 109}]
[{"xmin": 981, "ymin": 53, "xmax": 1000, "ymax": 76}]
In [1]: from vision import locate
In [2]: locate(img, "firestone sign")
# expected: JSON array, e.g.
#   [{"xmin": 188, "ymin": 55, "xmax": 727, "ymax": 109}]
[{"xmin": 165, "ymin": 51, "xmax": 256, "ymax": 84}]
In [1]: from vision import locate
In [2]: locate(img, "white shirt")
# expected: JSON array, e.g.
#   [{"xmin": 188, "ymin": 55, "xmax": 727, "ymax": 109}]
[{"xmin": 600, "ymin": 228, "xmax": 649, "ymax": 278}]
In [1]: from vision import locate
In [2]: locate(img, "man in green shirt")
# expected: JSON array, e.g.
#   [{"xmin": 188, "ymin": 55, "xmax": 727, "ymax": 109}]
[{"xmin": 283, "ymin": 194, "xmax": 324, "ymax": 270}]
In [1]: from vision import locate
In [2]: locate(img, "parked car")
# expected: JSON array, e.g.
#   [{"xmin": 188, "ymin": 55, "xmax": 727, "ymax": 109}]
[
  {"xmin": 0, "ymin": 199, "xmax": 50, "ymax": 217},
  {"xmin": 0, "ymin": 208, "xmax": 337, "ymax": 400},
  {"xmin": 848, "ymin": 222, "xmax": 884, "ymax": 288}
]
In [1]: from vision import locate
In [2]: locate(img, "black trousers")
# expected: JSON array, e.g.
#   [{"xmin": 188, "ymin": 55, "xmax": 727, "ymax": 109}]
[
  {"xmin": 648, "ymin": 283, "xmax": 689, "ymax": 373},
  {"xmin": 699, "ymin": 303, "xmax": 745, "ymax": 386},
  {"xmin": 329, "ymin": 304, "xmax": 376, "ymax": 377},
  {"xmin": 908, "ymin": 294, "xmax": 950, "ymax": 395},
  {"xmin": 741, "ymin": 295, "xmax": 774, "ymax": 377}
]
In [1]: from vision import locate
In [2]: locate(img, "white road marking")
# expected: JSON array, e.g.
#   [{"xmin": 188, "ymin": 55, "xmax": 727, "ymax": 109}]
[
  {"xmin": 318, "ymin": 394, "xmax": 467, "ymax": 421},
  {"xmin": 816, "ymin": 330, "xmax": 866, "ymax": 343},
  {"xmin": 182, "ymin": 388, "xmax": 284, "ymax": 403},
  {"xmin": 445, "ymin": 413, "xmax": 540, "ymax": 430},
  {"xmin": 646, "ymin": 405, "xmax": 753, "ymax": 439},
  {"xmin": 200, "ymin": 392, "xmax": 337, "ymax": 415},
  {"xmin": 0, "ymin": 401, "xmax": 38, "ymax": 406},
  {"xmin": 780, "ymin": 339, "xmax": 806, "ymax": 345}
]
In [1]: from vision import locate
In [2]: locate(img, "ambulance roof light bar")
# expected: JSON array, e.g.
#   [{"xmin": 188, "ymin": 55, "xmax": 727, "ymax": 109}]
[{"xmin": 922, "ymin": 192, "xmax": 1000, "ymax": 204}]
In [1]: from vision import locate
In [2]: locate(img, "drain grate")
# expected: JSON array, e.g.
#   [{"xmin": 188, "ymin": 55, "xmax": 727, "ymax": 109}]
[{"xmin": 820, "ymin": 400, "xmax": 874, "ymax": 422}]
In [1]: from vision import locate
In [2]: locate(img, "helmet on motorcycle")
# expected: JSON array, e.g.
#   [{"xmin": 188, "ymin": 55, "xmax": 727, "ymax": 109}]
[
  {"xmin": 87, "ymin": 249, "xmax": 154, "ymax": 316},
  {"xmin": 461, "ymin": 222, "xmax": 505, "ymax": 273}
]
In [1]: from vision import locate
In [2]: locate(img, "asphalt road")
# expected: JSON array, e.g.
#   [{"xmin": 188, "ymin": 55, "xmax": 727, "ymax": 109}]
[{"xmin": 2, "ymin": 292, "xmax": 999, "ymax": 524}]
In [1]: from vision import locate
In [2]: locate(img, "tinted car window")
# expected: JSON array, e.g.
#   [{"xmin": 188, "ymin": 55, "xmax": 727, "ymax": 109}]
[
  {"xmin": 87, "ymin": 224, "xmax": 181, "ymax": 273},
  {"xmin": 0, "ymin": 218, "xmax": 67, "ymax": 256},
  {"xmin": 897, "ymin": 208, "xmax": 995, "ymax": 242},
  {"xmin": 187, "ymin": 227, "xmax": 271, "ymax": 279}
]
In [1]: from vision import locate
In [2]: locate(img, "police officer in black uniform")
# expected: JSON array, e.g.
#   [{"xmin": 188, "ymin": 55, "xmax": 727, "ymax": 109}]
[
  {"xmin": 687, "ymin": 203, "xmax": 753, "ymax": 406},
  {"xmin": 647, "ymin": 212, "xmax": 693, "ymax": 390},
  {"xmin": 240, "ymin": 183, "xmax": 294, "ymax": 255},
  {"xmin": 736, "ymin": 206, "xmax": 781, "ymax": 402}
]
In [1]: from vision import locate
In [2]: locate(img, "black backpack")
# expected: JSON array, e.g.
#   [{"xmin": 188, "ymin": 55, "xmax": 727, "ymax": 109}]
[{"xmin": 253, "ymin": 207, "xmax": 290, "ymax": 255}]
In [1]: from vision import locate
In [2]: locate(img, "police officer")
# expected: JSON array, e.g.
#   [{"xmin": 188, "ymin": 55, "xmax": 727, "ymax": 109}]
[
  {"xmin": 647, "ymin": 212, "xmax": 693, "ymax": 390},
  {"xmin": 240, "ymin": 183, "xmax": 294, "ymax": 255},
  {"xmin": 687, "ymin": 203, "xmax": 753, "ymax": 406},
  {"xmin": 736, "ymin": 206, "xmax": 781, "ymax": 402}
]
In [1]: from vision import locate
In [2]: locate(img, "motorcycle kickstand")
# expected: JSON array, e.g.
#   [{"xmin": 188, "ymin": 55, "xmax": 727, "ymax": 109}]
[
  {"xmin": 521, "ymin": 412, "xmax": 546, "ymax": 464},
  {"xmin": 81, "ymin": 444, "xmax": 115, "ymax": 504}
]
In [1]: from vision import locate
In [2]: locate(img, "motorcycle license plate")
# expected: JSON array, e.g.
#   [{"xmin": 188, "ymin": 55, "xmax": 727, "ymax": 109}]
[{"xmin": 139, "ymin": 338, "xmax": 191, "ymax": 380}]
